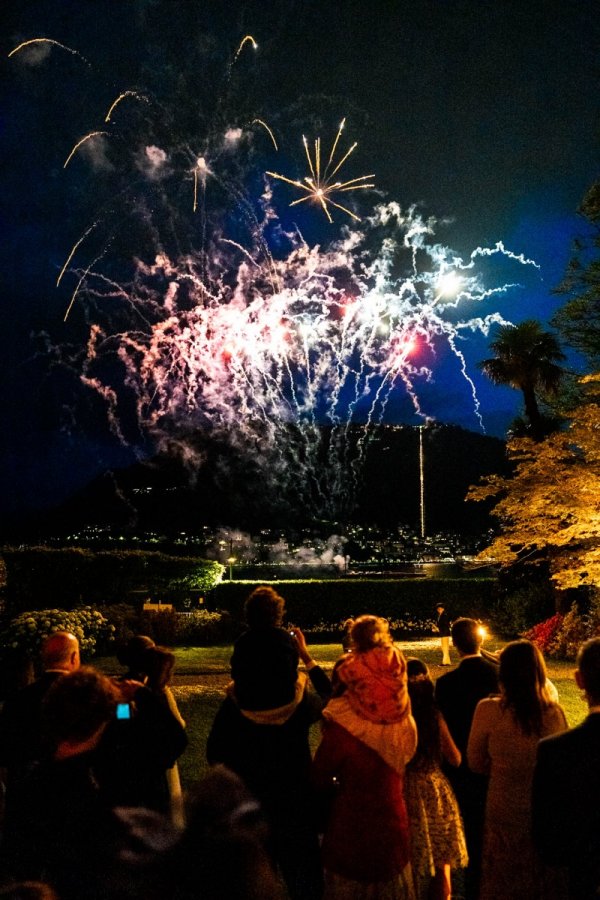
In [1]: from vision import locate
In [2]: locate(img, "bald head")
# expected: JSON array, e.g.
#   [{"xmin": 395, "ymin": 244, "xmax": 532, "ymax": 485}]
[{"xmin": 41, "ymin": 631, "xmax": 80, "ymax": 673}]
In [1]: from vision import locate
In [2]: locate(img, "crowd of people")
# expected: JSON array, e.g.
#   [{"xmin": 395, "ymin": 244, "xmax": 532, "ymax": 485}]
[{"xmin": 0, "ymin": 586, "xmax": 597, "ymax": 900}]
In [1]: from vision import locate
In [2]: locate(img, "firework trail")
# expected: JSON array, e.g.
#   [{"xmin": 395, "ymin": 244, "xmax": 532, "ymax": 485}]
[
  {"xmin": 63, "ymin": 131, "xmax": 109, "ymax": 168},
  {"xmin": 251, "ymin": 119, "xmax": 278, "ymax": 151},
  {"xmin": 234, "ymin": 34, "xmax": 258, "ymax": 61},
  {"xmin": 105, "ymin": 91, "xmax": 148, "ymax": 122},
  {"xmin": 8, "ymin": 37, "xmax": 90, "ymax": 65},
  {"xmin": 57, "ymin": 223, "xmax": 99, "ymax": 286}
]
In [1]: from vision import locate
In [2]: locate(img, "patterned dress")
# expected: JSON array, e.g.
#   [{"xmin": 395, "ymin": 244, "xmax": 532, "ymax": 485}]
[{"xmin": 404, "ymin": 754, "xmax": 468, "ymax": 899}]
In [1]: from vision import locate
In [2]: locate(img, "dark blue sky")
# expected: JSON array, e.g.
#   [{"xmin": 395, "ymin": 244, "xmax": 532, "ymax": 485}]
[{"xmin": 1, "ymin": 0, "xmax": 598, "ymax": 522}]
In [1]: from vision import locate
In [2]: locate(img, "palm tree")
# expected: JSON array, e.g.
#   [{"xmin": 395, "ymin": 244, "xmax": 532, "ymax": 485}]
[{"xmin": 478, "ymin": 320, "xmax": 566, "ymax": 439}]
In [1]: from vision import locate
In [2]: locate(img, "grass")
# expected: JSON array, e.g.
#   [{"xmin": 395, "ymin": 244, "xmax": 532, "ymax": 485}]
[{"xmin": 94, "ymin": 636, "xmax": 587, "ymax": 792}]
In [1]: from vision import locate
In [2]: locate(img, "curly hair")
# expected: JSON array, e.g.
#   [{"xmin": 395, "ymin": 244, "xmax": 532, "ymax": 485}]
[
  {"xmin": 244, "ymin": 586, "xmax": 286, "ymax": 628},
  {"xmin": 350, "ymin": 615, "xmax": 392, "ymax": 653}
]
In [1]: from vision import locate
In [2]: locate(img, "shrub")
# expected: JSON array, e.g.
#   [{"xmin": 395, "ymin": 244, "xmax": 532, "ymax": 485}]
[
  {"xmin": 524, "ymin": 593, "xmax": 600, "ymax": 660},
  {"xmin": 523, "ymin": 613, "xmax": 564, "ymax": 654},
  {"xmin": 0, "ymin": 606, "xmax": 115, "ymax": 663},
  {"xmin": 1, "ymin": 547, "xmax": 225, "ymax": 611},
  {"xmin": 490, "ymin": 583, "xmax": 555, "ymax": 637},
  {"xmin": 102, "ymin": 603, "xmax": 143, "ymax": 645},
  {"xmin": 299, "ymin": 614, "xmax": 438, "ymax": 642},
  {"xmin": 208, "ymin": 578, "xmax": 498, "ymax": 627},
  {"xmin": 546, "ymin": 603, "xmax": 592, "ymax": 660},
  {"xmin": 139, "ymin": 609, "xmax": 237, "ymax": 646}
]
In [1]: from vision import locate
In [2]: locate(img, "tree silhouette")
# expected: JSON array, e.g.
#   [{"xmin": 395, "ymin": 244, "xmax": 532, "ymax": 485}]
[
  {"xmin": 552, "ymin": 180, "xmax": 600, "ymax": 367},
  {"xmin": 478, "ymin": 320, "xmax": 565, "ymax": 440}
]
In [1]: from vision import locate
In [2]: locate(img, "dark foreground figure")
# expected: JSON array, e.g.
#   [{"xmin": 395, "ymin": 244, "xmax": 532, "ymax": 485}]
[{"xmin": 533, "ymin": 637, "xmax": 600, "ymax": 899}]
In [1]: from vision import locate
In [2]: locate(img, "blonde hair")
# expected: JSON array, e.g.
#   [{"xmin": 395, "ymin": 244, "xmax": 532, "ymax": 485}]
[{"xmin": 350, "ymin": 615, "xmax": 392, "ymax": 653}]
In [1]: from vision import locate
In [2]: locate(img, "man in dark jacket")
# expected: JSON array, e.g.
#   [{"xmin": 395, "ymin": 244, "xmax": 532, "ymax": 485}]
[
  {"xmin": 532, "ymin": 637, "xmax": 600, "ymax": 899},
  {"xmin": 435, "ymin": 617, "xmax": 498, "ymax": 900}
]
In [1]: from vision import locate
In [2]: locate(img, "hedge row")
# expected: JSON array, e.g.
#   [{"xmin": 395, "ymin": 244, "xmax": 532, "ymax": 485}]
[
  {"xmin": 1, "ymin": 547, "xmax": 224, "ymax": 611},
  {"xmin": 207, "ymin": 577, "xmax": 499, "ymax": 627}
]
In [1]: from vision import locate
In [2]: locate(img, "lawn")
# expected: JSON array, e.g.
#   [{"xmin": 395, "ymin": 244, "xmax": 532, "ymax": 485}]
[{"xmin": 95, "ymin": 636, "xmax": 587, "ymax": 793}]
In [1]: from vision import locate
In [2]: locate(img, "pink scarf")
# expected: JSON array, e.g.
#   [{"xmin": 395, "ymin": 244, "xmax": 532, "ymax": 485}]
[{"xmin": 336, "ymin": 645, "xmax": 410, "ymax": 724}]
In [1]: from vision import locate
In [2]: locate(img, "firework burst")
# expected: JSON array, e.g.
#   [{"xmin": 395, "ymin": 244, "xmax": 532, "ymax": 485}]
[
  {"xmin": 266, "ymin": 119, "xmax": 375, "ymax": 223},
  {"xmin": 8, "ymin": 28, "xmax": 541, "ymax": 519}
]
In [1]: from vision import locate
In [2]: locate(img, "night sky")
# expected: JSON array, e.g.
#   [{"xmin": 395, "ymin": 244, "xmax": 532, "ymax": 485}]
[{"xmin": 1, "ymin": 0, "xmax": 598, "ymax": 525}]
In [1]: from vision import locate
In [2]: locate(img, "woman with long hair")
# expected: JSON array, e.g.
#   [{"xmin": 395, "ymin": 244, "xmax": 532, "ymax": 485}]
[
  {"xmin": 405, "ymin": 658, "xmax": 467, "ymax": 900},
  {"xmin": 467, "ymin": 639, "xmax": 568, "ymax": 900},
  {"xmin": 312, "ymin": 615, "xmax": 418, "ymax": 899}
]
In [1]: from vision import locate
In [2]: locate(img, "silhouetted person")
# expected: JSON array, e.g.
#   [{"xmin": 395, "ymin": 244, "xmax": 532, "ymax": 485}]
[
  {"xmin": 115, "ymin": 635, "xmax": 155, "ymax": 682},
  {"xmin": 533, "ymin": 636, "xmax": 600, "ymax": 899},
  {"xmin": 230, "ymin": 586, "xmax": 299, "ymax": 712},
  {"xmin": 113, "ymin": 765, "xmax": 285, "ymax": 900},
  {"xmin": 436, "ymin": 604, "xmax": 452, "ymax": 665},
  {"xmin": 434, "ymin": 618, "xmax": 498, "ymax": 900},
  {"xmin": 95, "ymin": 644, "xmax": 187, "ymax": 816},
  {"xmin": 0, "ymin": 632, "xmax": 80, "ymax": 812},
  {"xmin": 1, "ymin": 668, "xmax": 123, "ymax": 900},
  {"xmin": 208, "ymin": 617, "xmax": 330, "ymax": 900}
]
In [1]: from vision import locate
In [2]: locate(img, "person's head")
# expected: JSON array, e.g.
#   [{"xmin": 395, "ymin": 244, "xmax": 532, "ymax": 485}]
[
  {"xmin": 450, "ymin": 618, "xmax": 482, "ymax": 656},
  {"xmin": 499, "ymin": 639, "xmax": 549, "ymax": 735},
  {"xmin": 575, "ymin": 637, "xmax": 600, "ymax": 706},
  {"xmin": 142, "ymin": 646, "xmax": 176, "ymax": 692},
  {"xmin": 117, "ymin": 634, "xmax": 156, "ymax": 672},
  {"xmin": 436, "ymin": 604, "xmax": 445, "ymax": 613},
  {"xmin": 40, "ymin": 631, "xmax": 80, "ymax": 673},
  {"xmin": 42, "ymin": 666, "xmax": 118, "ymax": 756},
  {"xmin": 130, "ymin": 766, "xmax": 284, "ymax": 900},
  {"xmin": 349, "ymin": 615, "xmax": 393, "ymax": 653},
  {"xmin": 244, "ymin": 586, "xmax": 285, "ymax": 628}
]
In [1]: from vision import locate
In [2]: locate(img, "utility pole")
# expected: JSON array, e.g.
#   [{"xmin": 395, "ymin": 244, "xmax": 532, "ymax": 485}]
[{"xmin": 419, "ymin": 425, "xmax": 425, "ymax": 539}]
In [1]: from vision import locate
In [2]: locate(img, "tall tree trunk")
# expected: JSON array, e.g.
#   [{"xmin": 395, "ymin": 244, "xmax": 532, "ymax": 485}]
[{"xmin": 522, "ymin": 383, "xmax": 542, "ymax": 439}]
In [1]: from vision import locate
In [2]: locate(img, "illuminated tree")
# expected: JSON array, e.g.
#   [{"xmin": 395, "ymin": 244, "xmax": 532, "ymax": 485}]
[
  {"xmin": 478, "ymin": 320, "xmax": 566, "ymax": 440},
  {"xmin": 469, "ymin": 373, "xmax": 600, "ymax": 592},
  {"xmin": 552, "ymin": 180, "xmax": 600, "ymax": 366}
]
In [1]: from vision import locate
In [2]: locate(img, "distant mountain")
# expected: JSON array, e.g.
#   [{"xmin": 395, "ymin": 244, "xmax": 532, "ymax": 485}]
[{"xmin": 15, "ymin": 423, "xmax": 509, "ymax": 540}]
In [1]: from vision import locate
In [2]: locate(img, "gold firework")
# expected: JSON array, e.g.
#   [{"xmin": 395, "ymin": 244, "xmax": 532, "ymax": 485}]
[
  {"xmin": 234, "ymin": 34, "xmax": 258, "ymax": 61},
  {"xmin": 57, "ymin": 223, "xmax": 98, "ymax": 286},
  {"xmin": 266, "ymin": 119, "xmax": 374, "ymax": 223},
  {"xmin": 105, "ymin": 91, "xmax": 148, "ymax": 122},
  {"xmin": 63, "ymin": 131, "xmax": 108, "ymax": 168},
  {"xmin": 8, "ymin": 37, "xmax": 89, "ymax": 64},
  {"xmin": 251, "ymin": 118, "xmax": 278, "ymax": 151}
]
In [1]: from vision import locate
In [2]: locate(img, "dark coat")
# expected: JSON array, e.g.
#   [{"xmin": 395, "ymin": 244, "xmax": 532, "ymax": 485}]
[
  {"xmin": 434, "ymin": 654, "xmax": 498, "ymax": 900},
  {"xmin": 532, "ymin": 712, "xmax": 600, "ymax": 899},
  {"xmin": 0, "ymin": 670, "xmax": 65, "ymax": 800},
  {"xmin": 434, "ymin": 656, "xmax": 499, "ymax": 757},
  {"xmin": 0, "ymin": 751, "xmax": 122, "ymax": 900},
  {"xmin": 94, "ymin": 685, "xmax": 187, "ymax": 812},
  {"xmin": 207, "ymin": 666, "xmax": 330, "ymax": 818},
  {"xmin": 230, "ymin": 626, "xmax": 299, "ymax": 711},
  {"xmin": 207, "ymin": 666, "xmax": 330, "ymax": 900},
  {"xmin": 436, "ymin": 610, "xmax": 451, "ymax": 637}
]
